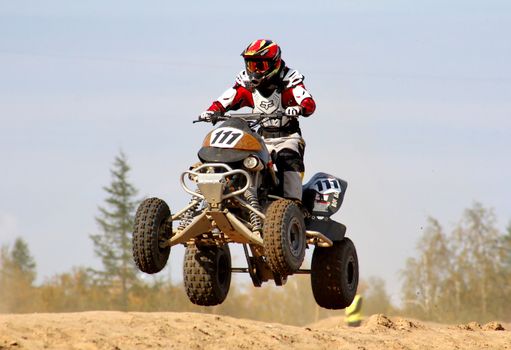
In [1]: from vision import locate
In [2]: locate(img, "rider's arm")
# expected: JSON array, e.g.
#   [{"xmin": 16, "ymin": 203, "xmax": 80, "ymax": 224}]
[
  {"xmin": 281, "ymin": 69, "xmax": 316, "ymax": 117},
  {"xmin": 206, "ymin": 84, "xmax": 254, "ymax": 113},
  {"xmin": 282, "ymin": 83, "xmax": 316, "ymax": 117}
]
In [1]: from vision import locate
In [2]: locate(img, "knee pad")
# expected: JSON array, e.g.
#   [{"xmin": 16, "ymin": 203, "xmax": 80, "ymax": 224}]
[{"xmin": 275, "ymin": 149, "xmax": 304, "ymax": 173}]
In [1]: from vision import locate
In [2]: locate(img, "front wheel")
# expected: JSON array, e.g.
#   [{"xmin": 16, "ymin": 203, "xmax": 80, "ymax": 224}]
[
  {"xmin": 311, "ymin": 237, "xmax": 359, "ymax": 309},
  {"xmin": 263, "ymin": 199, "xmax": 306, "ymax": 277},
  {"xmin": 183, "ymin": 244, "xmax": 232, "ymax": 306},
  {"xmin": 132, "ymin": 198, "xmax": 172, "ymax": 274}
]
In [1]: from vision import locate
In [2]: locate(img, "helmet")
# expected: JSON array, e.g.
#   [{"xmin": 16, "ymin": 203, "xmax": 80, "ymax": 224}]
[{"xmin": 241, "ymin": 39, "xmax": 282, "ymax": 86}]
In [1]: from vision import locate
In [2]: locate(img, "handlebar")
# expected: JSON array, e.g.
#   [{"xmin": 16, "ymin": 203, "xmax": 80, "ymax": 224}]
[
  {"xmin": 193, "ymin": 111, "xmax": 285, "ymax": 124},
  {"xmin": 228, "ymin": 111, "xmax": 285, "ymax": 119}
]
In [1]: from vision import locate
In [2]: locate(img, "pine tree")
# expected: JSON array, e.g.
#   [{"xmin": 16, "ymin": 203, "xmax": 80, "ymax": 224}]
[
  {"xmin": 11, "ymin": 238, "xmax": 36, "ymax": 280},
  {"xmin": 90, "ymin": 151, "xmax": 139, "ymax": 310},
  {"xmin": 0, "ymin": 237, "xmax": 37, "ymax": 312}
]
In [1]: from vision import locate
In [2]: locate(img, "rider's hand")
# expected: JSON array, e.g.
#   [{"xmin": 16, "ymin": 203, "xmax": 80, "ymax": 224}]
[
  {"xmin": 285, "ymin": 106, "xmax": 302, "ymax": 117},
  {"xmin": 200, "ymin": 111, "xmax": 214, "ymax": 121},
  {"xmin": 200, "ymin": 111, "xmax": 219, "ymax": 125}
]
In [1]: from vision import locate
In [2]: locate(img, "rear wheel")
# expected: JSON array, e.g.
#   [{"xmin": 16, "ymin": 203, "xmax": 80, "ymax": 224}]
[
  {"xmin": 132, "ymin": 198, "xmax": 172, "ymax": 274},
  {"xmin": 183, "ymin": 244, "xmax": 232, "ymax": 306},
  {"xmin": 263, "ymin": 199, "xmax": 306, "ymax": 276},
  {"xmin": 311, "ymin": 237, "xmax": 359, "ymax": 309}
]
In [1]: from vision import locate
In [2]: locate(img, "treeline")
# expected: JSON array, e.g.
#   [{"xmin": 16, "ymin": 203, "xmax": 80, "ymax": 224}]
[
  {"xmin": 1, "ymin": 152, "xmax": 510, "ymax": 325},
  {"xmin": 401, "ymin": 203, "xmax": 511, "ymax": 323},
  {"xmin": 0, "ymin": 151, "xmax": 394, "ymax": 325},
  {"xmin": 0, "ymin": 243, "xmax": 392, "ymax": 326}
]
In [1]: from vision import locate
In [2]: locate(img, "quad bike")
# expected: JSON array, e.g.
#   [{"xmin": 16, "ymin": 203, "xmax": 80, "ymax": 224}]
[{"xmin": 132, "ymin": 112, "xmax": 358, "ymax": 309}]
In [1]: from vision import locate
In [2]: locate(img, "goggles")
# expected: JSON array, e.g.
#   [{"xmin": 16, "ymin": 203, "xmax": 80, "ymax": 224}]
[{"xmin": 245, "ymin": 60, "xmax": 271, "ymax": 73}]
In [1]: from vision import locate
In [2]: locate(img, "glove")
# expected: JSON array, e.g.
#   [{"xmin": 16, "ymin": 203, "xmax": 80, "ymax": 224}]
[
  {"xmin": 200, "ymin": 110, "xmax": 214, "ymax": 121},
  {"xmin": 285, "ymin": 106, "xmax": 302, "ymax": 117},
  {"xmin": 200, "ymin": 110, "xmax": 222, "ymax": 125}
]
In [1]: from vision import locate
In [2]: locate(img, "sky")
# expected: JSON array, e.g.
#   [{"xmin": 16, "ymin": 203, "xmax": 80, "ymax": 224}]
[{"xmin": 1, "ymin": 0, "xmax": 510, "ymax": 304}]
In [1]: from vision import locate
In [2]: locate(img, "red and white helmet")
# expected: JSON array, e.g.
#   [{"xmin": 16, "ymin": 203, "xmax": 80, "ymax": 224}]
[{"xmin": 241, "ymin": 39, "xmax": 282, "ymax": 86}]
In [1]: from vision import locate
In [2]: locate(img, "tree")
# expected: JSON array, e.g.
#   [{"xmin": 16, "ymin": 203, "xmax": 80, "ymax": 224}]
[
  {"xmin": 401, "ymin": 217, "xmax": 452, "ymax": 321},
  {"xmin": 401, "ymin": 203, "xmax": 510, "ymax": 323},
  {"xmin": 503, "ymin": 221, "xmax": 511, "ymax": 267},
  {"xmin": 0, "ymin": 237, "xmax": 37, "ymax": 313},
  {"xmin": 450, "ymin": 202, "xmax": 508, "ymax": 322},
  {"xmin": 10, "ymin": 238, "xmax": 36, "ymax": 280},
  {"xmin": 90, "ymin": 151, "xmax": 139, "ymax": 310},
  {"xmin": 364, "ymin": 276, "xmax": 394, "ymax": 316}
]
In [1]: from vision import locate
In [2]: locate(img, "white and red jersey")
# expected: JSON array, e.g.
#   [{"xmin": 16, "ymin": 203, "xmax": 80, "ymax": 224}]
[{"xmin": 207, "ymin": 67, "xmax": 316, "ymax": 129}]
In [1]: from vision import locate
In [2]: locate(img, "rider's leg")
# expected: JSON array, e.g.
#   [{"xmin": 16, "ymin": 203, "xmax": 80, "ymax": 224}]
[
  {"xmin": 263, "ymin": 133, "xmax": 306, "ymax": 200},
  {"xmin": 274, "ymin": 148, "xmax": 304, "ymax": 201}
]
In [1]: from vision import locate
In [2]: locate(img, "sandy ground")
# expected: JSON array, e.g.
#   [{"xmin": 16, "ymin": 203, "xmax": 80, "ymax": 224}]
[{"xmin": 1, "ymin": 312, "xmax": 510, "ymax": 350}]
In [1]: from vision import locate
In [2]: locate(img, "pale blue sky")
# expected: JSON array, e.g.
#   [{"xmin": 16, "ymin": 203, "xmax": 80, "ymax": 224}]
[{"xmin": 1, "ymin": 0, "xmax": 510, "ymax": 303}]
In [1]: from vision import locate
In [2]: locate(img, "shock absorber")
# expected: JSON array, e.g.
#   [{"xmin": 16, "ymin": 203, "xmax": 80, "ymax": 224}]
[
  {"xmin": 245, "ymin": 187, "xmax": 262, "ymax": 232},
  {"xmin": 178, "ymin": 194, "xmax": 202, "ymax": 231}
]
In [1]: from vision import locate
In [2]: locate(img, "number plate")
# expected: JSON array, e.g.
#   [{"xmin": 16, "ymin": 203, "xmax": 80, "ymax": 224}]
[{"xmin": 210, "ymin": 127, "xmax": 244, "ymax": 148}]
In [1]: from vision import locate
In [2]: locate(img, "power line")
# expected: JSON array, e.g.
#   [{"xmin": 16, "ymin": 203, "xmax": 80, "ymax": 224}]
[
  {"xmin": 1, "ymin": 50, "xmax": 511, "ymax": 84},
  {"xmin": 0, "ymin": 50, "xmax": 232, "ymax": 70}
]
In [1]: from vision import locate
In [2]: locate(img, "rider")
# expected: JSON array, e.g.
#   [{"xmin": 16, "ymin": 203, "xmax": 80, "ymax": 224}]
[{"xmin": 200, "ymin": 39, "xmax": 316, "ymax": 201}]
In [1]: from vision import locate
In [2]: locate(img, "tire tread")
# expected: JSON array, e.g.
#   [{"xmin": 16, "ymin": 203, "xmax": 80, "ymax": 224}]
[
  {"xmin": 263, "ymin": 199, "xmax": 306, "ymax": 276},
  {"xmin": 183, "ymin": 244, "xmax": 231, "ymax": 306},
  {"xmin": 132, "ymin": 198, "xmax": 171, "ymax": 274},
  {"xmin": 311, "ymin": 237, "xmax": 359, "ymax": 309}
]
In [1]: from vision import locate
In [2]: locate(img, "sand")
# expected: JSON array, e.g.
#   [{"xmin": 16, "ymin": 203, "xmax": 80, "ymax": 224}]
[{"xmin": 1, "ymin": 312, "xmax": 510, "ymax": 350}]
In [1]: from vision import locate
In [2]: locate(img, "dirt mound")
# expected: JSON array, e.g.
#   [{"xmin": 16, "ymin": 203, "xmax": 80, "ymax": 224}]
[
  {"xmin": 1, "ymin": 312, "xmax": 510, "ymax": 350},
  {"xmin": 365, "ymin": 314, "xmax": 424, "ymax": 331},
  {"xmin": 454, "ymin": 321, "xmax": 506, "ymax": 331},
  {"xmin": 482, "ymin": 321, "xmax": 505, "ymax": 331}
]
